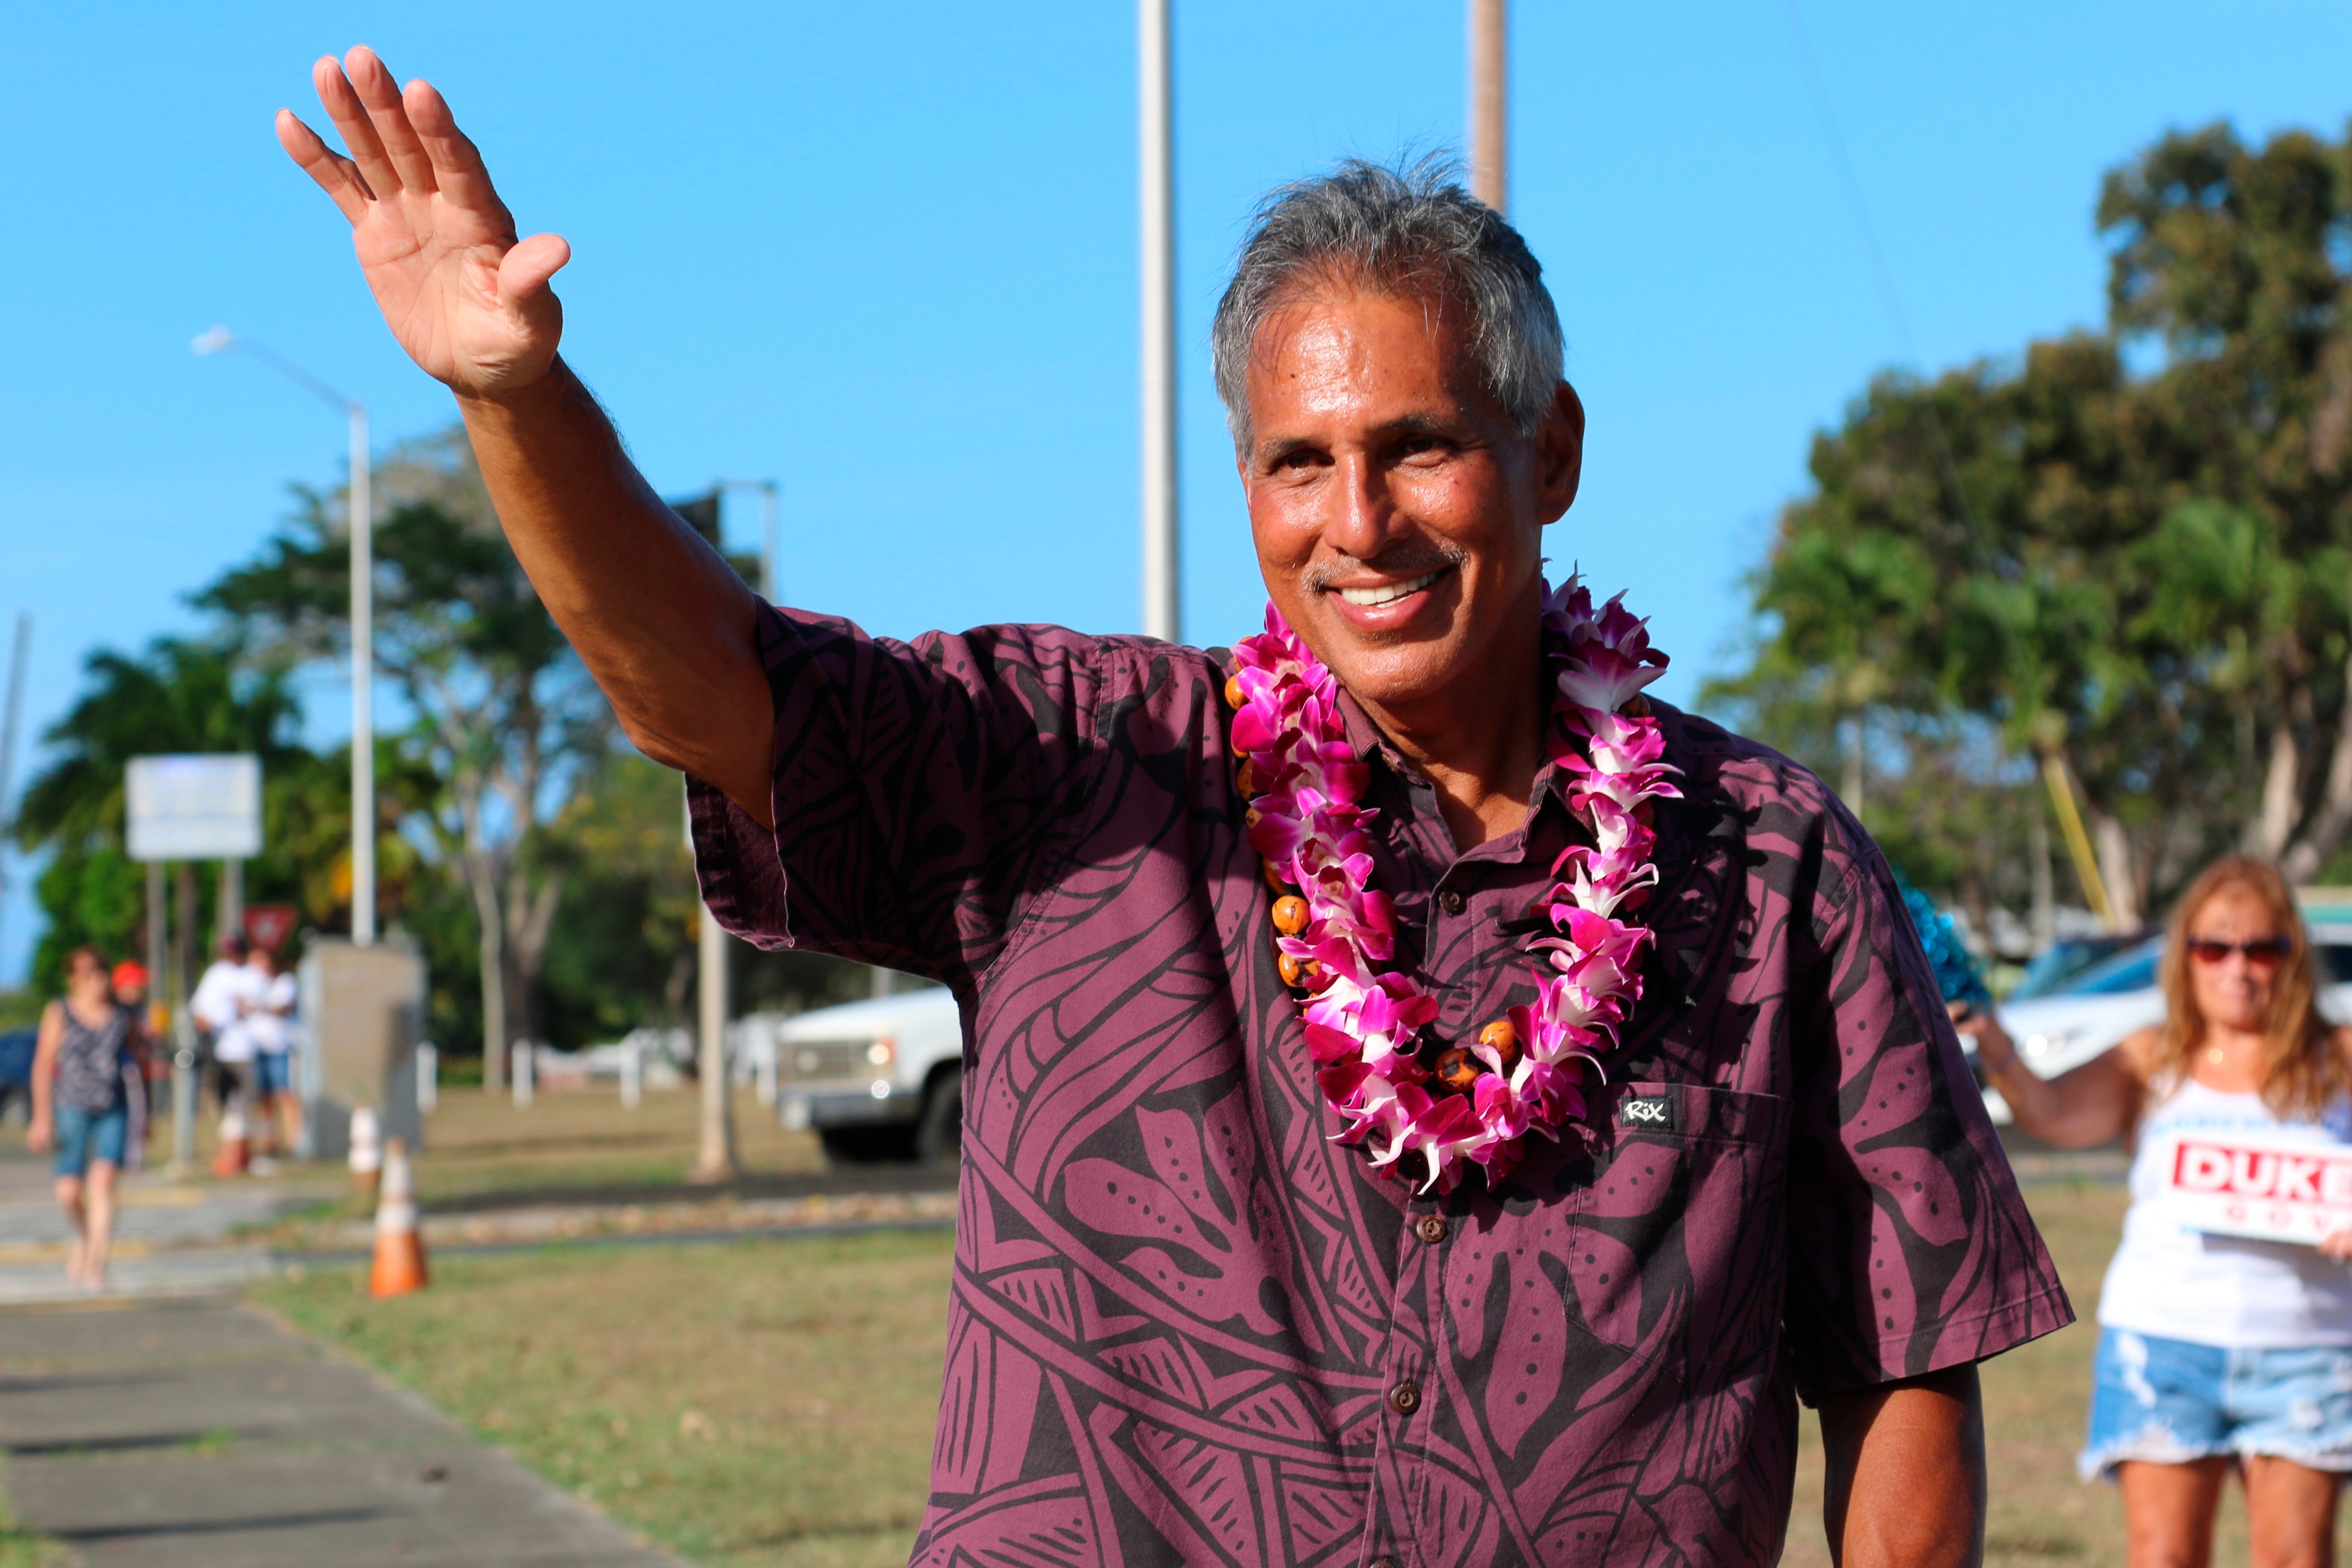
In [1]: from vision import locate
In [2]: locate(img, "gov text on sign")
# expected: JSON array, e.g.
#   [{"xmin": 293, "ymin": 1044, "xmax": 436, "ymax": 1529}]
[{"xmin": 2163, "ymin": 1130, "xmax": 2352, "ymax": 1246}]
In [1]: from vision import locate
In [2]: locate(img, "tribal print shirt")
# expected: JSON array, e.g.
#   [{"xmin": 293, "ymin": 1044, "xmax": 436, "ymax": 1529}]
[{"xmin": 689, "ymin": 606, "xmax": 2073, "ymax": 1568}]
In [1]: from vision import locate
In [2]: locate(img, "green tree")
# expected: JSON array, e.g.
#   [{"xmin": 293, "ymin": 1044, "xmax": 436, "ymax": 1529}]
[
  {"xmin": 10, "ymin": 637, "xmax": 306, "ymax": 987},
  {"xmin": 1712, "ymin": 119, "xmax": 2352, "ymax": 928},
  {"xmin": 198, "ymin": 429, "xmax": 612, "ymax": 1079}
]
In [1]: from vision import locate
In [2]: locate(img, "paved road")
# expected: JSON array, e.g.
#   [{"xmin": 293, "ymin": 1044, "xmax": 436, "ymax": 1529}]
[{"xmin": 0, "ymin": 1295, "xmax": 686, "ymax": 1568}]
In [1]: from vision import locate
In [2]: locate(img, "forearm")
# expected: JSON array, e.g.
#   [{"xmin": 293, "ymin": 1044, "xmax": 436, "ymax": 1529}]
[
  {"xmin": 455, "ymin": 361, "xmax": 776, "ymax": 820},
  {"xmin": 1974, "ymin": 1040, "xmax": 2122, "ymax": 1148},
  {"xmin": 1819, "ymin": 1364, "xmax": 1985, "ymax": 1568}
]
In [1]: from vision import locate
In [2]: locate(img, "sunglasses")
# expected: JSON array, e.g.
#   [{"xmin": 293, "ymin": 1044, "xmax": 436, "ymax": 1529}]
[{"xmin": 2186, "ymin": 936, "xmax": 2293, "ymax": 967}]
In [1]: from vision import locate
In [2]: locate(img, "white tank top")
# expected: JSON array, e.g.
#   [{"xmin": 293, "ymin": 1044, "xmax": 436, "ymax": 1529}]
[{"xmin": 2100, "ymin": 1077, "xmax": 2352, "ymax": 1348}]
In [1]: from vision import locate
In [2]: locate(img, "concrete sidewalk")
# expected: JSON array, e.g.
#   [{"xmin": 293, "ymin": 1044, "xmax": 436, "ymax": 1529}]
[
  {"xmin": 0, "ymin": 1295, "xmax": 686, "ymax": 1567},
  {"xmin": 0, "ymin": 1141, "xmax": 321, "ymax": 1305}
]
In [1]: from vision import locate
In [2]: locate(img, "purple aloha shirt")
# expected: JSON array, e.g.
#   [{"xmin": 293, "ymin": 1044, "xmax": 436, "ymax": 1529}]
[{"xmin": 689, "ymin": 604, "xmax": 2073, "ymax": 1568}]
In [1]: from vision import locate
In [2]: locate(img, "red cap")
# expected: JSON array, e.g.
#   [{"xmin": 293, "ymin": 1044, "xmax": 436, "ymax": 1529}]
[{"xmin": 111, "ymin": 961, "xmax": 149, "ymax": 991}]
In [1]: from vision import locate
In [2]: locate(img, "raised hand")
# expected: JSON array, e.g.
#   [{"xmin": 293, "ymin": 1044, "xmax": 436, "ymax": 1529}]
[{"xmin": 278, "ymin": 48, "xmax": 567, "ymax": 397}]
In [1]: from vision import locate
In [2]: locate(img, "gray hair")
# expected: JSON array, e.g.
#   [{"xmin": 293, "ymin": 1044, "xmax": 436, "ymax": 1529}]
[{"xmin": 1210, "ymin": 153, "xmax": 1565, "ymax": 454}]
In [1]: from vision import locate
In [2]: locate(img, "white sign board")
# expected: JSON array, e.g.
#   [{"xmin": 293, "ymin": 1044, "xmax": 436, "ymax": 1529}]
[
  {"xmin": 2160, "ymin": 1128, "xmax": 2352, "ymax": 1246},
  {"xmin": 126, "ymin": 753, "xmax": 262, "ymax": 861}
]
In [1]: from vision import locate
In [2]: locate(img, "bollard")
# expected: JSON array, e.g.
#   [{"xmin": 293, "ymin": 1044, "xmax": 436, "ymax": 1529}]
[
  {"xmin": 513, "ymin": 1039, "xmax": 534, "ymax": 1110},
  {"xmin": 349, "ymin": 1105, "xmax": 383, "ymax": 1200},
  {"xmin": 417, "ymin": 1043, "xmax": 438, "ymax": 1114},
  {"xmin": 621, "ymin": 1041, "xmax": 642, "ymax": 1110}
]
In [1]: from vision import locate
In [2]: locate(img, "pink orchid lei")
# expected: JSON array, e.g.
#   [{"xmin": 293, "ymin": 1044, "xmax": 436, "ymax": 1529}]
[{"xmin": 1225, "ymin": 576, "xmax": 1680, "ymax": 1193}]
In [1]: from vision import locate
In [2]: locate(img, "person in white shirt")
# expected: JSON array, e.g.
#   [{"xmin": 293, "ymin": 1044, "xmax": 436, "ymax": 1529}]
[
  {"xmin": 188, "ymin": 935, "xmax": 259, "ymax": 1115},
  {"xmin": 1958, "ymin": 856, "xmax": 2352, "ymax": 1568},
  {"xmin": 244, "ymin": 947, "xmax": 300, "ymax": 1158}
]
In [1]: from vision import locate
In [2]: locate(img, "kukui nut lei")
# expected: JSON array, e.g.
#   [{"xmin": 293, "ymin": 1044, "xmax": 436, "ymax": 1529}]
[{"xmin": 1225, "ymin": 576, "xmax": 1680, "ymax": 1192}]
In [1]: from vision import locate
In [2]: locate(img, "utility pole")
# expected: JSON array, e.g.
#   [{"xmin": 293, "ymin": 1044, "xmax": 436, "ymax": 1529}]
[
  {"xmin": 1469, "ymin": 0, "xmax": 1509, "ymax": 213},
  {"xmin": 1139, "ymin": 0, "xmax": 1180, "ymax": 642},
  {"xmin": 683, "ymin": 480, "xmax": 775, "ymax": 1182}
]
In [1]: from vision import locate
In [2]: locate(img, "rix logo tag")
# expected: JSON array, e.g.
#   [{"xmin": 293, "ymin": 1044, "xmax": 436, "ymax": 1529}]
[{"xmin": 1619, "ymin": 1094, "xmax": 1677, "ymax": 1131}]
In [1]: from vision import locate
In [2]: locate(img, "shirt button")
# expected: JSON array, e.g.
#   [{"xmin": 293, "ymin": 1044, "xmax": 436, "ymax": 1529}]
[
  {"xmin": 1439, "ymin": 889, "xmax": 1464, "ymax": 915},
  {"xmin": 1388, "ymin": 1381, "xmax": 1421, "ymax": 1414},
  {"xmin": 1415, "ymin": 1214, "xmax": 1449, "ymax": 1243}
]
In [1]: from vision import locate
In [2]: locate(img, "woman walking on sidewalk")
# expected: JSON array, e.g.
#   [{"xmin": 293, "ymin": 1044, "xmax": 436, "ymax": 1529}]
[
  {"xmin": 26, "ymin": 946, "xmax": 149, "ymax": 1291},
  {"xmin": 1958, "ymin": 857, "xmax": 2352, "ymax": 1568}
]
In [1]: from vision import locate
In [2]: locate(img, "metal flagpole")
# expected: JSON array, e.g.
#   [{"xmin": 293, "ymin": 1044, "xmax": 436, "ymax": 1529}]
[
  {"xmin": 1139, "ymin": 0, "xmax": 1180, "ymax": 642},
  {"xmin": 1469, "ymin": 0, "xmax": 1509, "ymax": 213}
]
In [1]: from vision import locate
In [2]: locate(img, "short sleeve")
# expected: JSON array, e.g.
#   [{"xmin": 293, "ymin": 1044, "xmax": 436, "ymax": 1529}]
[
  {"xmin": 686, "ymin": 603, "xmax": 1111, "ymax": 990},
  {"xmin": 1779, "ymin": 824, "xmax": 2075, "ymax": 1402}
]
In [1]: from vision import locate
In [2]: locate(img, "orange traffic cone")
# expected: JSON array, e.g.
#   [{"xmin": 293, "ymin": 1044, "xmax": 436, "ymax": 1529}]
[
  {"xmin": 368, "ymin": 1137, "xmax": 428, "ymax": 1298},
  {"xmin": 211, "ymin": 1106, "xmax": 251, "ymax": 1178},
  {"xmin": 348, "ymin": 1106, "xmax": 383, "ymax": 1200}
]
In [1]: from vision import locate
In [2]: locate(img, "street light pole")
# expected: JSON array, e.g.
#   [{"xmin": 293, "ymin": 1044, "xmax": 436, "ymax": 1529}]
[
  {"xmin": 1139, "ymin": 0, "xmax": 1180, "ymax": 643},
  {"xmin": 195, "ymin": 328, "xmax": 374, "ymax": 946},
  {"xmin": 1469, "ymin": 0, "xmax": 1509, "ymax": 214}
]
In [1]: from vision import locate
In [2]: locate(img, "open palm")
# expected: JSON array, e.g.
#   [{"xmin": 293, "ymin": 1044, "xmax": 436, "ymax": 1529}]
[{"xmin": 278, "ymin": 48, "xmax": 567, "ymax": 396}]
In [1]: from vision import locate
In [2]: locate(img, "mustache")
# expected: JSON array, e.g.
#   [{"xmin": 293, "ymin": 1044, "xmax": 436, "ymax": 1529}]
[{"xmin": 1303, "ymin": 542, "xmax": 1468, "ymax": 594}]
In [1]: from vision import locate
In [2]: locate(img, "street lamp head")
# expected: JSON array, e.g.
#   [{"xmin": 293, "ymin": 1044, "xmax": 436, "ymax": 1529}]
[{"xmin": 191, "ymin": 325, "xmax": 236, "ymax": 357}]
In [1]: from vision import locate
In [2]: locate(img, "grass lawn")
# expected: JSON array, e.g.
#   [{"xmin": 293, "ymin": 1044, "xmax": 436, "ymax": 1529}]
[
  {"xmin": 256, "ymin": 1228, "xmax": 950, "ymax": 1568},
  {"xmin": 257, "ymin": 1179, "xmax": 2352, "ymax": 1568},
  {"xmin": 402, "ymin": 1086, "xmax": 830, "ymax": 1203}
]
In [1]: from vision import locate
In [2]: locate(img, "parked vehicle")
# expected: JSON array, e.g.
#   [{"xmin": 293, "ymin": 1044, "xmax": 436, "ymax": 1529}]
[
  {"xmin": 0, "ymin": 1026, "xmax": 32, "ymax": 1121},
  {"xmin": 2005, "ymin": 932, "xmax": 2154, "ymax": 1003},
  {"xmin": 754, "ymin": 986, "xmax": 964, "ymax": 1164},
  {"xmin": 1981, "ymin": 894, "xmax": 2352, "ymax": 1122}
]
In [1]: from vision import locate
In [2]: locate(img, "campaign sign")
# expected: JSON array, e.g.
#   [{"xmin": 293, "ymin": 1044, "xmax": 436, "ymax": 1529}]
[{"xmin": 2162, "ymin": 1129, "xmax": 2352, "ymax": 1246}]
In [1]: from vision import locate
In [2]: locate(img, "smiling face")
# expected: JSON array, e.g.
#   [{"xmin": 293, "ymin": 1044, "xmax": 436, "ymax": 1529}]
[{"xmin": 1237, "ymin": 284, "xmax": 1583, "ymax": 743}]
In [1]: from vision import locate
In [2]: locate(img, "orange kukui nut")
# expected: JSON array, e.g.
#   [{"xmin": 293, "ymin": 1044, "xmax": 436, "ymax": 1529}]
[
  {"xmin": 1433, "ymin": 1047, "xmax": 1483, "ymax": 1093},
  {"xmin": 1478, "ymin": 1018, "xmax": 1522, "ymax": 1073},
  {"xmin": 1277, "ymin": 952, "xmax": 1305, "ymax": 988},
  {"xmin": 1262, "ymin": 861, "xmax": 1290, "ymax": 893},
  {"xmin": 1224, "ymin": 674, "xmax": 1246, "ymax": 710},
  {"xmin": 1237, "ymin": 760, "xmax": 1265, "ymax": 796},
  {"xmin": 1271, "ymin": 895, "xmax": 1310, "ymax": 935}
]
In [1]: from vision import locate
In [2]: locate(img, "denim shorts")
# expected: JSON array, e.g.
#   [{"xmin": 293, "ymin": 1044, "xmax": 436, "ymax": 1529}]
[
  {"xmin": 2082, "ymin": 1326, "xmax": 2352, "ymax": 1480},
  {"xmin": 52, "ymin": 1102, "xmax": 129, "ymax": 1178},
  {"xmin": 251, "ymin": 1051, "xmax": 291, "ymax": 1096}
]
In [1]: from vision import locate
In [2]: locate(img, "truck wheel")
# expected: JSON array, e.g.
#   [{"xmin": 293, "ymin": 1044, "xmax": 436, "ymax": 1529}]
[
  {"xmin": 820, "ymin": 1125, "xmax": 916, "ymax": 1164},
  {"xmin": 915, "ymin": 1069, "xmax": 964, "ymax": 1164}
]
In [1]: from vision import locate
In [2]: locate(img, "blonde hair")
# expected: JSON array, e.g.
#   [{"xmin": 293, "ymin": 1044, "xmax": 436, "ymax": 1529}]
[{"xmin": 2155, "ymin": 855, "xmax": 2343, "ymax": 1120}]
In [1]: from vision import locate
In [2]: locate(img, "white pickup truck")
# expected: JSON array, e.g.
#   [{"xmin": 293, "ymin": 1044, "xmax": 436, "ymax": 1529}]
[{"xmin": 757, "ymin": 986, "xmax": 965, "ymax": 1163}]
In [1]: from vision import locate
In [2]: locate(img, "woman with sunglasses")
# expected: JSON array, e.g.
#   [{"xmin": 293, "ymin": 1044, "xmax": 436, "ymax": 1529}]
[{"xmin": 1958, "ymin": 855, "xmax": 2352, "ymax": 1567}]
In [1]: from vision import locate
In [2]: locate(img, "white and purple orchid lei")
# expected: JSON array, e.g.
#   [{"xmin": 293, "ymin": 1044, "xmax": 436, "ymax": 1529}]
[{"xmin": 1226, "ymin": 576, "xmax": 1680, "ymax": 1194}]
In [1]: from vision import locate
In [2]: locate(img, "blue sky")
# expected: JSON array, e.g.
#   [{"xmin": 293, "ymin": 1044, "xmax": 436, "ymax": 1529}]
[{"xmin": 2, "ymin": 1, "xmax": 2347, "ymax": 984}]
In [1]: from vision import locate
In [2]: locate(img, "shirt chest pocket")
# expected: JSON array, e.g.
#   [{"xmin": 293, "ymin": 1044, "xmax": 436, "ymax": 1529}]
[{"xmin": 1460, "ymin": 1083, "xmax": 1788, "ymax": 1379}]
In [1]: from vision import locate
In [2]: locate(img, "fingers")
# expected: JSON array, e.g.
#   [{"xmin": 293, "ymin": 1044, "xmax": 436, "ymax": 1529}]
[
  {"xmin": 499, "ymin": 233, "xmax": 572, "ymax": 303},
  {"xmin": 275, "ymin": 109, "xmax": 372, "ymax": 224},
  {"xmin": 312, "ymin": 53, "xmax": 403, "ymax": 202},
  {"xmin": 404, "ymin": 79, "xmax": 508, "ymax": 221},
  {"xmin": 343, "ymin": 46, "xmax": 438, "ymax": 196}
]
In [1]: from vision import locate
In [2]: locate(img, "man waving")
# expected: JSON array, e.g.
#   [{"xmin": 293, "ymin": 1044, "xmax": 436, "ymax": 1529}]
[{"xmin": 280, "ymin": 48, "xmax": 2067, "ymax": 1567}]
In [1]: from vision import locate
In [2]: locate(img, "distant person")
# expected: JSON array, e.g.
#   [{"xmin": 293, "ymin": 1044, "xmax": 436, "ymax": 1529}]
[
  {"xmin": 190, "ymin": 933, "xmax": 256, "ymax": 1116},
  {"xmin": 27, "ymin": 946, "xmax": 150, "ymax": 1291},
  {"xmin": 1959, "ymin": 856, "xmax": 2352, "ymax": 1566},
  {"xmin": 245, "ymin": 947, "xmax": 301, "ymax": 1159}
]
